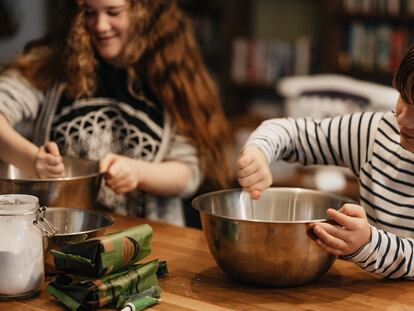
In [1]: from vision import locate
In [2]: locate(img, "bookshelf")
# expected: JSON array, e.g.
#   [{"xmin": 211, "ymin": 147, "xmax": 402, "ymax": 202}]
[
  {"xmin": 183, "ymin": 0, "xmax": 414, "ymax": 115},
  {"xmin": 321, "ymin": 0, "xmax": 414, "ymax": 85},
  {"xmin": 179, "ymin": 0, "xmax": 324, "ymax": 118},
  {"xmin": 227, "ymin": 0, "xmax": 324, "ymax": 117}
]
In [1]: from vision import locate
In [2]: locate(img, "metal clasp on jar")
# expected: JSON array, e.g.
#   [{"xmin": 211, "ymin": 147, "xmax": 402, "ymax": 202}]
[{"xmin": 33, "ymin": 206, "xmax": 59, "ymax": 237}]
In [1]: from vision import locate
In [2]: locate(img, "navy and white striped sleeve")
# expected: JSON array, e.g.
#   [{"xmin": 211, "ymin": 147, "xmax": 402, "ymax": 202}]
[
  {"xmin": 245, "ymin": 112, "xmax": 383, "ymax": 174},
  {"xmin": 344, "ymin": 226, "xmax": 414, "ymax": 279}
]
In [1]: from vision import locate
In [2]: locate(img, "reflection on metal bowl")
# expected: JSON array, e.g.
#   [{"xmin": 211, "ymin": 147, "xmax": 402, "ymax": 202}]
[
  {"xmin": 43, "ymin": 207, "xmax": 113, "ymax": 274},
  {"xmin": 192, "ymin": 187, "xmax": 355, "ymax": 287},
  {"xmin": 0, "ymin": 157, "xmax": 103, "ymax": 209}
]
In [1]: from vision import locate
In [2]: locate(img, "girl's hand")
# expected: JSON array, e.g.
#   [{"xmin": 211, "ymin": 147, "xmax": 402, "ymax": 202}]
[
  {"xmin": 237, "ymin": 146, "xmax": 272, "ymax": 200},
  {"xmin": 100, "ymin": 153, "xmax": 140, "ymax": 194},
  {"xmin": 34, "ymin": 141, "xmax": 64, "ymax": 178},
  {"xmin": 309, "ymin": 204, "xmax": 372, "ymax": 256}
]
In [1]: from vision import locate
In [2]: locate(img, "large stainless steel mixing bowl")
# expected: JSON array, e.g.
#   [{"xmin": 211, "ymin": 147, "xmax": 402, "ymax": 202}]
[
  {"xmin": 192, "ymin": 187, "xmax": 355, "ymax": 287},
  {"xmin": 0, "ymin": 157, "xmax": 103, "ymax": 209},
  {"xmin": 43, "ymin": 207, "xmax": 113, "ymax": 274}
]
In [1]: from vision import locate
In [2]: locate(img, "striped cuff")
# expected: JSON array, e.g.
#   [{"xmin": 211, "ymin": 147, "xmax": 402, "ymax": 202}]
[{"xmin": 343, "ymin": 225, "xmax": 379, "ymax": 262}]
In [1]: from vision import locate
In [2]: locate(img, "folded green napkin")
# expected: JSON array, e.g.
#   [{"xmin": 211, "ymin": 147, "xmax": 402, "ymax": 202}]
[
  {"xmin": 46, "ymin": 259, "xmax": 167, "ymax": 311},
  {"xmin": 51, "ymin": 224, "xmax": 153, "ymax": 278}
]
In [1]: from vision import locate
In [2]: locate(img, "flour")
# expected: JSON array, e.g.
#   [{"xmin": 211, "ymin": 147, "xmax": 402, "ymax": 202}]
[{"xmin": 0, "ymin": 195, "xmax": 44, "ymax": 297}]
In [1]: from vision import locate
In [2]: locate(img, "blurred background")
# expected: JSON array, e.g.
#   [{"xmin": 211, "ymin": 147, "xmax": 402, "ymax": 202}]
[{"xmin": 0, "ymin": 0, "xmax": 407, "ymax": 227}]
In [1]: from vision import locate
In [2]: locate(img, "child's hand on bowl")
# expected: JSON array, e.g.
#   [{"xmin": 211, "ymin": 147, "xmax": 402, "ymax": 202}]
[
  {"xmin": 309, "ymin": 204, "xmax": 372, "ymax": 256},
  {"xmin": 35, "ymin": 141, "xmax": 65, "ymax": 178},
  {"xmin": 99, "ymin": 153, "xmax": 140, "ymax": 194}
]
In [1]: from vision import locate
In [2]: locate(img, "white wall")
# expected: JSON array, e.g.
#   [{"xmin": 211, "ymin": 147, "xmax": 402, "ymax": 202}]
[{"xmin": 0, "ymin": 0, "xmax": 48, "ymax": 64}]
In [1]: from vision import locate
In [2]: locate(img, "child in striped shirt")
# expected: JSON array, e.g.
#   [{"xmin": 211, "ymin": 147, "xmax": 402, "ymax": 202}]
[{"xmin": 237, "ymin": 46, "xmax": 414, "ymax": 279}]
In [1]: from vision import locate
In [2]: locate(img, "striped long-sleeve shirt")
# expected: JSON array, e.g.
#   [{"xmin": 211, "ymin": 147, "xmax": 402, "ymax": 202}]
[{"xmin": 246, "ymin": 111, "xmax": 414, "ymax": 279}]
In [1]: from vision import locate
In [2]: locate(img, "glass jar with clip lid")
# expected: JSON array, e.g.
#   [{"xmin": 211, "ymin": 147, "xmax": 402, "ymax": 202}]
[{"xmin": 0, "ymin": 194, "xmax": 58, "ymax": 299}]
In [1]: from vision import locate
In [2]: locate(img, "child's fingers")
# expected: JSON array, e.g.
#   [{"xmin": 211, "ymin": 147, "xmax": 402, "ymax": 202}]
[
  {"xmin": 46, "ymin": 171, "xmax": 65, "ymax": 179},
  {"xmin": 106, "ymin": 177, "xmax": 119, "ymax": 189},
  {"xmin": 107, "ymin": 161, "xmax": 123, "ymax": 179},
  {"xmin": 327, "ymin": 208, "xmax": 362, "ymax": 230},
  {"xmin": 45, "ymin": 154, "xmax": 63, "ymax": 166},
  {"xmin": 315, "ymin": 238, "xmax": 342, "ymax": 256},
  {"xmin": 106, "ymin": 175, "xmax": 135, "ymax": 194},
  {"xmin": 312, "ymin": 222, "xmax": 348, "ymax": 242},
  {"xmin": 337, "ymin": 204, "xmax": 366, "ymax": 218},
  {"xmin": 46, "ymin": 162, "xmax": 65, "ymax": 175},
  {"xmin": 247, "ymin": 173, "xmax": 272, "ymax": 191},
  {"xmin": 99, "ymin": 154, "xmax": 115, "ymax": 173},
  {"xmin": 237, "ymin": 153, "xmax": 254, "ymax": 169},
  {"xmin": 113, "ymin": 184, "xmax": 135, "ymax": 194},
  {"xmin": 237, "ymin": 163, "xmax": 257, "ymax": 178},
  {"xmin": 238, "ymin": 171, "xmax": 263, "ymax": 188},
  {"xmin": 250, "ymin": 190, "xmax": 262, "ymax": 200},
  {"xmin": 313, "ymin": 225, "xmax": 348, "ymax": 253},
  {"xmin": 44, "ymin": 141, "xmax": 61, "ymax": 156},
  {"xmin": 247, "ymin": 179, "xmax": 271, "ymax": 193}
]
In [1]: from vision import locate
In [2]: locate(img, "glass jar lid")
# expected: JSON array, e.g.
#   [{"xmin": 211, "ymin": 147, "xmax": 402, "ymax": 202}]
[{"xmin": 0, "ymin": 194, "xmax": 39, "ymax": 216}]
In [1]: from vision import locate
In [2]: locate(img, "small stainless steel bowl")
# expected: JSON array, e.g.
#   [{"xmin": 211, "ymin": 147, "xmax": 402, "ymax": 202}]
[
  {"xmin": 192, "ymin": 187, "xmax": 355, "ymax": 287},
  {"xmin": 43, "ymin": 207, "xmax": 113, "ymax": 274},
  {"xmin": 0, "ymin": 157, "xmax": 103, "ymax": 209}
]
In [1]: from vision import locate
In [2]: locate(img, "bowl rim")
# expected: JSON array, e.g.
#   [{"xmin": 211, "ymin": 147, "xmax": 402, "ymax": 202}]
[
  {"xmin": 191, "ymin": 187, "xmax": 357, "ymax": 224},
  {"xmin": 0, "ymin": 156, "xmax": 104, "ymax": 182},
  {"xmin": 0, "ymin": 171, "xmax": 104, "ymax": 182},
  {"xmin": 45, "ymin": 207, "xmax": 114, "ymax": 236}
]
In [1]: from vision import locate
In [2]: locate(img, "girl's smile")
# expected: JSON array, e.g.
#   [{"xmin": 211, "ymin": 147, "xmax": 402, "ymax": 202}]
[{"xmin": 84, "ymin": 0, "xmax": 131, "ymax": 67}]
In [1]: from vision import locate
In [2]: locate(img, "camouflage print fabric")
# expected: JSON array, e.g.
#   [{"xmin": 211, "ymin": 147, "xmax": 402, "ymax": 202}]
[
  {"xmin": 46, "ymin": 259, "xmax": 165, "ymax": 311},
  {"xmin": 51, "ymin": 224, "xmax": 153, "ymax": 278}
]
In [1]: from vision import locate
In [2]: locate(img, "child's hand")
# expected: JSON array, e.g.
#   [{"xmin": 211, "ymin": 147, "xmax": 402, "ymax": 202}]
[
  {"xmin": 35, "ymin": 141, "xmax": 65, "ymax": 178},
  {"xmin": 237, "ymin": 146, "xmax": 272, "ymax": 200},
  {"xmin": 100, "ymin": 153, "xmax": 140, "ymax": 194},
  {"xmin": 309, "ymin": 204, "xmax": 371, "ymax": 256}
]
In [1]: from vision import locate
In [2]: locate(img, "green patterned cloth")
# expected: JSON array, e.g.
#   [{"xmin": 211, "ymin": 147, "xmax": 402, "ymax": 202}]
[
  {"xmin": 46, "ymin": 259, "xmax": 168, "ymax": 311},
  {"xmin": 51, "ymin": 224, "xmax": 153, "ymax": 278}
]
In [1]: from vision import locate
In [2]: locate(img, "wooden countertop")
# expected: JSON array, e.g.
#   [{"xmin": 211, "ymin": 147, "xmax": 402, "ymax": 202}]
[{"xmin": 2, "ymin": 213, "xmax": 414, "ymax": 311}]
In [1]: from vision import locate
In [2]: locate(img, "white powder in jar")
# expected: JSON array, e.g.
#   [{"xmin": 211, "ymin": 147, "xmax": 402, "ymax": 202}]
[{"xmin": 0, "ymin": 197, "xmax": 44, "ymax": 296}]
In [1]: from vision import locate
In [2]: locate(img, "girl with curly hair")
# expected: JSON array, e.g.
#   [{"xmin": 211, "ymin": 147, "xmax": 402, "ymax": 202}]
[{"xmin": 0, "ymin": 0, "xmax": 233, "ymax": 225}]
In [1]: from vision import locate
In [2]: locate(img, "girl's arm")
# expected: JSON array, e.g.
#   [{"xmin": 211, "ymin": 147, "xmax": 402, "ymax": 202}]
[
  {"xmin": 100, "ymin": 134, "xmax": 202, "ymax": 197},
  {"xmin": 239, "ymin": 112, "xmax": 383, "ymax": 197},
  {"xmin": 246, "ymin": 112, "xmax": 384, "ymax": 175},
  {"xmin": 0, "ymin": 72, "xmax": 64, "ymax": 177},
  {"xmin": 0, "ymin": 113, "xmax": 38, "ymax": 175},
  {"xmin": 100, "ymin": 155, "xmax": 193, "ymax": 196}
]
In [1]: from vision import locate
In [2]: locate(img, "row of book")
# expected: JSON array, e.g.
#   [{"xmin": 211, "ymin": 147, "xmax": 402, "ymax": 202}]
[
  {"xmin": 231, "ymin": 37, "xmax": 315, "ymax": 86},
  {"xmin": 343, "ymin": 0, "xmax": 414, "ymax": 15},
  {"xmin": 341, "ymin": 23, "xmax": 414, "ymax": 72}
]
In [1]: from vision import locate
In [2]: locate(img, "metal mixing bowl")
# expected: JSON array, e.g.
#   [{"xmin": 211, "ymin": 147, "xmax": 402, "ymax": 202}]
[
  {"xmin": 192, "ymin": 187, "xmax": 355, "ymax": 287},
  {"xmin": 43, "ymin": 207, "xmax": 113, "ymax": 274},
  {"xmin": 0, "ymin": 157, "xmax": 103, "ymax": 209}
]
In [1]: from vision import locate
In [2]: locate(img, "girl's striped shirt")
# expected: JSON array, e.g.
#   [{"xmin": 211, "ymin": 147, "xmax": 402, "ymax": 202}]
[{"xmin": 246, "ymin": 111, "xmax": 414, "ymax": 279}]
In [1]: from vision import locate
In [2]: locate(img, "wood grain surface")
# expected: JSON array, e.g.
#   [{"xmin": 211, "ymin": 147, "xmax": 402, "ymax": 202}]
[{"xmin": 1, "ymin": 213, "xmax": 414, "ymax": 311}]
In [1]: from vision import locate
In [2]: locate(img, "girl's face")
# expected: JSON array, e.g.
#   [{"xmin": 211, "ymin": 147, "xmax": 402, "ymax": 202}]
[
  {"xmin": 396, "ymin": 95, "xmax": 414, "ymax": 152},
  {"xmin": 84, "ymin": 0, "xmax": 131, "ymax": 67}
]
